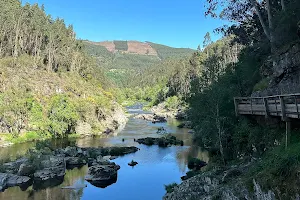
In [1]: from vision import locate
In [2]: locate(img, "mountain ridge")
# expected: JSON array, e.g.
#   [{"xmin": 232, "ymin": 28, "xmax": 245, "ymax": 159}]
[{"xmin": 83, "ymin": 40, "xmax": 195, "ymax": 58}]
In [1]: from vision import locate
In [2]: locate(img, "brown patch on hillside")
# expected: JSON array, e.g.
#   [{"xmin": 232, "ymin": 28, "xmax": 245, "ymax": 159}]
[
  {"xmin": 96, "ymin": 41, "xmax": 116, "ymax": 52},
  {"xmin": 127, "ymin": 41, "xmax": 158, "ymax": 56},
  {"xmin": 89, "ymin": 40, "xmax": 158, "ymax": 56}
]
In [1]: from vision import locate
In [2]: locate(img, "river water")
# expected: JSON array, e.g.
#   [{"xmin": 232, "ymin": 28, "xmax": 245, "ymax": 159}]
[{"xmin": 0, "ymin": 106, "xmax": 209, "ymax": 200}]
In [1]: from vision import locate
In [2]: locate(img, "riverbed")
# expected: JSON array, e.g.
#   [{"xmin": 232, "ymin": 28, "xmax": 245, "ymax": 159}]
[{"xmin": 0, "ymin": 106, "xmax": 208, "ymax": 200}]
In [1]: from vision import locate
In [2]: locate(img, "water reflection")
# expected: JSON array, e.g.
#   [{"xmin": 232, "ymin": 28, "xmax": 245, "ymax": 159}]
[{"xmin": 0, "ymin": 106, "xmax": 208, "ymax": 200}]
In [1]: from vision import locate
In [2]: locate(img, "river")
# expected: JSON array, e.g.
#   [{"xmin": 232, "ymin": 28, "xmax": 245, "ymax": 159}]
[{"xmin": 0, "ymin": 105, "xmax": 209, "ymax": 200}]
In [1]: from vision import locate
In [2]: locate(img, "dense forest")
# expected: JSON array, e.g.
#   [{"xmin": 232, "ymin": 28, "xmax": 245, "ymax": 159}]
[
  {"xmin": 0, "ymin": 0, "xmax": 124, "ymax": 143},
  {"xmin": 160, "ymin": 0, "xmax": 300, "ymax": 196}
]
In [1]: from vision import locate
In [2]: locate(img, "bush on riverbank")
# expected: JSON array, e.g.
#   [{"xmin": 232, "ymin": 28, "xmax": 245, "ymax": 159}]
[{"xmin": 165, "ymin": 183, "xmax": 178, "ymax": 193}]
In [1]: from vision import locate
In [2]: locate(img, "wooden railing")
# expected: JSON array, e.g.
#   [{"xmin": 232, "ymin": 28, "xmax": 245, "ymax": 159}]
[{"xmin": 234, "ymin": 94, "xmax": 300, "ymax": 121}]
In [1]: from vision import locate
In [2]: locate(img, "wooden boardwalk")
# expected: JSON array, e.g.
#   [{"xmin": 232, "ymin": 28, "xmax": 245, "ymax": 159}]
[{"xmin": 234, "ymin": 94, "xmax": 300, "ymax": 121}]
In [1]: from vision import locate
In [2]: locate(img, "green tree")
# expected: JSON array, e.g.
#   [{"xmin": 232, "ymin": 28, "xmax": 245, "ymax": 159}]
[{"xmin": 48, "ymin": 95, "xmax": 79, "ymax": 138}]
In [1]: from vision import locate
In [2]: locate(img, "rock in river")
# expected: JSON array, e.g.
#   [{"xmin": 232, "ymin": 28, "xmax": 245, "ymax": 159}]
[
  {"xmin": 136, "ymin": 135, "xmax": 184, "ymax": 147},
  {"xmin": 85, "ymin": 164, "xmax": 120, "ymax": 188},
  {"xmin": 34, "ymin": 156, "xmax": 66, "ymax": 182},
  {"xmin": 128, "ymin": 160, "xmax": 138, "ymax": 167},
  {"xmin": 134, "ymin": 114, "xmax": 167, "ymax": 123},
  {"xmin": 0, "ymin": 173, "xmax": 31, "ymax": 191}
]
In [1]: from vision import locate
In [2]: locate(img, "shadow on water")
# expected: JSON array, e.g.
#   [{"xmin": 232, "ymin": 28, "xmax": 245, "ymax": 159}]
[{"xmin": 0, "ymin": 105, "xmax": 209, "ymax": 200}]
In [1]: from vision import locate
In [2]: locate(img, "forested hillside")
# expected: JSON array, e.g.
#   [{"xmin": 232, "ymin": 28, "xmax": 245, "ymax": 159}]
[
  {"xmin": 83, "ymin": 40, "xmax": 195, "ymax": 88},
  {"xmin": 0, "ymin": 0, "xmax": 126, "ymax": 144},
  {"xmin": 163, "ymin": 0, "xmax": 300, "ymax": 198}
]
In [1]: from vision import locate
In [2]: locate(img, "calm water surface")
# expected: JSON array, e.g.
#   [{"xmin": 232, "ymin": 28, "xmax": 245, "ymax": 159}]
[{"xmin": 0, "ymin": 106, "xmax": 209, "ymax": 200}]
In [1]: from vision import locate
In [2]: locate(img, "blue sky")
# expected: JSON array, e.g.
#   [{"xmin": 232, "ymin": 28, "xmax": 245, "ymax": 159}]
[{"xmin": 24, "ymin": 0, "xmax": 227, "ymax": 49}]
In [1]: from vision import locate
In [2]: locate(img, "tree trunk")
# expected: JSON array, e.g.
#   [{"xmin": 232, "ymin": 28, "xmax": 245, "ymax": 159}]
[
  {"xmin": 266, "ymin": 0, "xmax": 276, "ymax": 53},
  {"xmin": 248, "ymin": 0, "xmax": 271, "ymax": 41},
  {"xmin": 47, "ymin": 33, "xmax": 53, "ymax": 72},
  {"xmin": 281, "ymin": 0, "xmax": 286, "ymax": 11},
  {"xmin": 13, "ymin": 12, "xmax": 23, "ymax": 57},
  {"xmin": 216, "ymin": 104, "xmax": 225, "ymax": 165}
]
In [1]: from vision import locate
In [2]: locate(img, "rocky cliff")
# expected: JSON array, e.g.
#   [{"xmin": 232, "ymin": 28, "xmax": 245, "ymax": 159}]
[{"xmin": 255, "ymin": 42, "xmax": 300, "ymax": 96}]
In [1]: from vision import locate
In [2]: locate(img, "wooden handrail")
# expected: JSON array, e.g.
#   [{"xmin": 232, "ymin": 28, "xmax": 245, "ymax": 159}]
[
  {"xmin": 234, "ymin": 93, "xmax": 300, "ymax": 100},
  {"xmin": 234, "ymin": 93, "xmax": 300, "ymax": 120}
]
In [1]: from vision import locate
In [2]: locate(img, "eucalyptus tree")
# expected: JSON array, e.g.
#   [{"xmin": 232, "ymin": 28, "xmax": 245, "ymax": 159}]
[{"xmin": 205, "ymin": 0, "xmax": 288, "ymax": 52}]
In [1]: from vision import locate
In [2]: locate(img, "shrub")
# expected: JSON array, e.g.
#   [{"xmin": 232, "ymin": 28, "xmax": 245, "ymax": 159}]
[
  {"xmin": 164, "ymin": 183, "xmax": 178, "ymax": 193},
  {"xmin": 187, "ymin": 157, "xmax": 207, "ymax": 170},
  {"xmin": 48, "ymin": 95, "xmax": 79, "ymax": 138}
]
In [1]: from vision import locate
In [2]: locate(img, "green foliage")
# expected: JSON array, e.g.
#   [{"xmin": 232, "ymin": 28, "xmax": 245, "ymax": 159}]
[
  {"xmin": 48, "ymin": 95, "xmax": 79, "ymax": 138},
  {"xmin": 147, "ymin": 42, "xmax": 195, "ymax": 60},
  {"xmin": 0, "ymin": 2, "xmax": 118, "ymax": 143},
  {"xmin": 187, "ymin": 39, "xmax": 268, "ymax": 162},
  {"xmin": 273, "ymin": 0, "xmax": 300, "ymax": 49},
  {"xmin": 164, "ymin": 183, "xmax": 178, "ymax": 193},
  {"xmin": 187, "ymin": 157, "xmax": 206, "ymax": 170},
  {"xmin": 165, "ymin": 96, "xmax": 181, "ymax": 110},
  {"xmin": 245, "ymin": 140, "xmax": 300, "ymax": 195}
]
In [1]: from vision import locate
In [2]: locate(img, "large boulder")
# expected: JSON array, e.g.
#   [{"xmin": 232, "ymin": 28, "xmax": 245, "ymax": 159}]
[
  {"xmin": 88, "ymin": 156, "xmax": 118, "ymax": 167},
  {"xmin": 136, "ymin": 135, "xmax": 183, "ymax": 147},
  {"xmin": 107, "ymin": 146, "xmax": 139, "ymax": 156},
  {"xmin": 0, "ymin": 173, "xmax": 31, "ymax": 191},
  {"xmin": 134, "ymin": 114, "xmax": 167, "ymax": 123},
  {"xmin": 0, "ymin": 173, "xmax": 8, "ymax": 191},
  {"xmin": 65, "ymin": 157, "xmax": 87, "ymax": 169},
  {"xmin": 85, "ymin": 164, "xmax": 120, "ymax": 188},
  {"xmin": 6, "ymin": 174, "xmax": 32, "ymax": 189},
  {"xmin": 3, "ymin": 158, "xmax": 28, "ymax": 174},
  {"xmin": 34, "ymin": 156, "xmax": 66, "ymax": 182},
  {"xmin": 18, "ymin": 163, "xmax": 35, "ymax": 176},
  {"xmin": 64, "ymin": 146, "xmax": 81, "ymax": 157}
]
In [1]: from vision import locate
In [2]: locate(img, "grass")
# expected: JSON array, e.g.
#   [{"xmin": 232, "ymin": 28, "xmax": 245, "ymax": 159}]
[{"xmin": 244, "ymin": 133, "xmax": 300, "ymax": 196}]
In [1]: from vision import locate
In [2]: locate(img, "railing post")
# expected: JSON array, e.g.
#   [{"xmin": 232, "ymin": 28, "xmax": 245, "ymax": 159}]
[
  {"xmin": 234, "ymin": 98, "xmax": 239, "ymax": 117},
  {"xmin": 295, "ymin": 95, "xmax": 299, "ymax": 119},
  {"xmin": 285, "ymin": 121, "xmax": 291, "ymax": 150},
  {"xmin": 250, "ymin": 98, "xmax": 253, "ymax": 115},
  {"xmin": 280, "ymin": 96, "xmax": 287, "ymax": 121},
  {"xmin": 263, "ymin": 98, "xmax": 269, "ymax": 118}
]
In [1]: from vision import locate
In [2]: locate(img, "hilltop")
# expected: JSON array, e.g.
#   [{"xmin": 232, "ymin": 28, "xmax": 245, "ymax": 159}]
[
  {"xmin": 83, "ymin": 40, "xmax": 195, "ymax": 87},
  {"xmin": 83, "ymin": 40, "xmax": 195, "ymax": 60}
]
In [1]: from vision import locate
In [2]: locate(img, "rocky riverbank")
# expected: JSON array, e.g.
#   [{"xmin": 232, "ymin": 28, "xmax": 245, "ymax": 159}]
[
  {"xmin": 133, "ymin": 113, "xmax": 167, "ymax": 123},
  {"xmin": 0, "ymin": 145, "xmax": 139, "ymax": 191},
  {"xmin": 164, "ymin": 163, "xmax": 277, "ymax": 200},
  {"xmin": 151, "ymin": 103, "xmax": 187, "ymax": 120},
  {"xmin": 0, "ymin": 102, "xmax": 128, "ymax": 148}
]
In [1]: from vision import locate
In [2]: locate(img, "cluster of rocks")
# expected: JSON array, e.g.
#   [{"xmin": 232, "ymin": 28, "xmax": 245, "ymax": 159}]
[
  {"xmin": 136, "ymin": 135, "xmax": 184, "ymax": 147},
  {"xmin": 164, "ymin": 164, "xmax": 276, "ymax": 200},
  {"xmin": 151, "ymin": 103, "xmax": 188, "ymax": 120},
  {"xmin": 0, "ymin": 146, "xmax": 139, "ymax": 191},
  {"xmin": 133, "ymin": 114, "xmax": 167, "ymax": 123}
]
